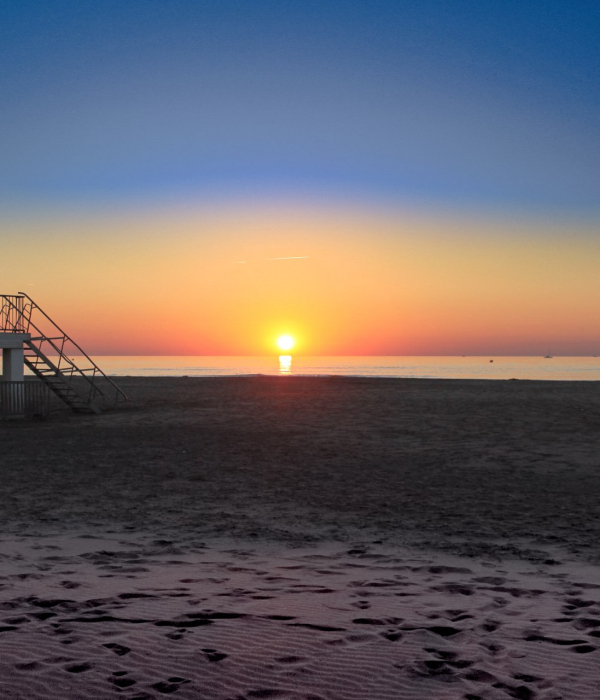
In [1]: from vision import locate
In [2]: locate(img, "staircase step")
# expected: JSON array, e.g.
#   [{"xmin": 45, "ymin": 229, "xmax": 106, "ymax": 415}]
[{"xmin": 21, "ymin": 304, "xmax": 122, "ymax": 414}]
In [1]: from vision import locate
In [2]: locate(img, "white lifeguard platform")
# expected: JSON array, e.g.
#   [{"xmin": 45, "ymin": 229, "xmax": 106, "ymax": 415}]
[
  {"xmin": 1, "ymin": 330, "xmax": 29, "ymax": 382},
  {"xmin": 1, "ymin": 293, "xmax": 126, "ymax": 418}
]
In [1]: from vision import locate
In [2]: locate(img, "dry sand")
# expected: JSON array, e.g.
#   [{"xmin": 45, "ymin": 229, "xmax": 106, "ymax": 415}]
[{"xmin": 1, "ymin": 376, "xmax": 600, "ymax": 699}]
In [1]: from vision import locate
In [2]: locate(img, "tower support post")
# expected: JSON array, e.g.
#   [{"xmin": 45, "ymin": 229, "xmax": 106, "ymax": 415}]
[
  {"xmin": 2, "ymin": 347, "xmax": 25, "ymax": 382},
  {"xmin": 0, "ymin": 333, "xmax": 30, "ymax": 382}
]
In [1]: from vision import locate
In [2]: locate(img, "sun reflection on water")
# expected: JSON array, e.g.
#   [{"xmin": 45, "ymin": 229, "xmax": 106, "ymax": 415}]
[{"xmin": 279, "ymin": 355, "xmax": 292, "ymax": 375}]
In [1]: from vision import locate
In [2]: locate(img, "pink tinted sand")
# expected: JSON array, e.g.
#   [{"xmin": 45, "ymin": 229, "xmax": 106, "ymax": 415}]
[{"xmin": 1, "ymin": 376, "xmax": 600, "ymax": 698}]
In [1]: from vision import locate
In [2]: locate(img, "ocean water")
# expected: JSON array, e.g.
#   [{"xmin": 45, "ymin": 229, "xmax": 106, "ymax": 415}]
[{"xmin": 61, "ymin": 356, "xmax": 600, "ymax": 381}]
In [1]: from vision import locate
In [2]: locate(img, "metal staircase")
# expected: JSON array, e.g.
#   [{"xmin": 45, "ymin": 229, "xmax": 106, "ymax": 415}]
[{"xmin": 1, "ymin": 293, "xmax": 126, "ymax": 414}]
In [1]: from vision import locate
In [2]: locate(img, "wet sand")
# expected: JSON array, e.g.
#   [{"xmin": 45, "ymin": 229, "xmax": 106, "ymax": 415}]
[{"xmin": 1, "ymin": 376, "xmax": 600, "ymax": 698}]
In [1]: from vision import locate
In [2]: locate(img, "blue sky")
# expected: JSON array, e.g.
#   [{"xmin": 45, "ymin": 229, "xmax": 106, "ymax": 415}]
[{"xmin": 1, "ymin": 0, "xmax": 599, "ymax": 215}]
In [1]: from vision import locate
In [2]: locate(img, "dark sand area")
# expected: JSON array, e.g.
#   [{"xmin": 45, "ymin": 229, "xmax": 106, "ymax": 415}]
[
  {"xmin": 2, "ymin": 376, "xmax": 600, "ymax": 561},
  {"xmin": 3, "ymin": 377, "xmax": 600, "ymax": 700}
]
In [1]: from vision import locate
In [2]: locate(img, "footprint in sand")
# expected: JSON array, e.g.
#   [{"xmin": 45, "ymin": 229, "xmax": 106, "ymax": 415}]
[
  {"xmin": 571, "ymin": 644, "xmax": 596, "ymax": 653},
  {"xmin": 490, "ymin": 681, "xmax": 536, "ymax": 699},
  {"xmin": 275, "ymin": 655, "xmax": 304, "ymax": 664},
  {"xmin": 26, "ymin": 596, "xmax": 75, "ymax": 610},
  {"xmin": 480, "ymin": 620, "xmax": 500, "ymax": 632},
  {"xmin": 201, "ymin": 648, "xmax": 228, "ymax": 662},
  {"xmin": 524, "ymin": 633, "xmax": 591, "ymax": 648},
  {"xmin": 346, "ymin": 633, "xmax": 376, "ymax": 643},
  {"xmin": 473, "ymin": 576, "xmax": 508, "ymax": 585},
  {"xmin": 512, "ymin": 672, "xmax": 543, "ymax": 683},
  {"xmin": 421, "ymin": 648, "xmax": 475, "ymax": 675},
  {"xmin": 452, "ymin": 613, "xmax": 474, "ymax": 622},
  {"xmin": 155, "ymin": 617, "xmax": 212, "ymax": 628},
  {"xmin": 288, "ymin": 623, "xmax": 345, "ymax": 632},
  {"xmin": 165, "ymin": 630, "xmax": 188, "ymax": 640},
  {"xmin": 432, "ymin": 582, "xmax": 474, "ymax": 596},
  {"xmin": 65, "ymin": 662, "xmax": 93, "ymax": 673},
  {"xmin": 111, "ymin": 671, "xmax": 136, "ymax": 688},
  {"xmin": 401, "ymin": 624, "xmax": 463, "ymax": 637},
  {"xmin": 483, "ymin": 642, "xmax": 505, "ymax": 656},
  {"xmin": 572, "ymin": 617, "xmax": 600, "ymax": 630},
  {"xmin": 246, "ymin": 690, "xmax": 287, "ymax": 699},
  {"xmin": 29, "ymin": 611, "xmax": 56, "ymax": 620},
  {"xmin": 352, "ymin": 617, "xmax": 389, "ymax": 626},
  {"xmin": 563, "ymin": 598, "xmax": 596, "ymax": 611},
  {"xmin": 323, "ymin": 638, "xmax": 347, "ymax": 646},
  {"xmin": 15, "ymin": 661, "xmax": 41, "ymax": 671},
  {"xmin": 464, "ymin": 669, "xmax": 497, "ymax": 682},
  {"xmin": 425, "ymin": 566, "xmax": 473, "ymax": 575},
  {"xmin": 118, "ymin": 592, "xmax": 157, "ymax": 600},
  {"xmin": 151, "ymin": 677, "xmax": 191, "ymax": 693},
  {"xmin": 381, "ymin": 631, "xmax": 403, "ymax": 641},
  {"xmin": 103, "ymin": 642, "xmax": 131, "ymax": 656}
]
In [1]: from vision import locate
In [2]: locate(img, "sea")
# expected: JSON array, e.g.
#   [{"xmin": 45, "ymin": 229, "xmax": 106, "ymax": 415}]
[{"xmin": 72, "ymin": 356, "xmax": 600, "ymax": 381}]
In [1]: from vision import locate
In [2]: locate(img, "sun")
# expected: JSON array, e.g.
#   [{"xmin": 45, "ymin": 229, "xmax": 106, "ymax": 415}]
[{"xmin": 277, "ymin": 334, "xmax": 295, "ymax": 352}]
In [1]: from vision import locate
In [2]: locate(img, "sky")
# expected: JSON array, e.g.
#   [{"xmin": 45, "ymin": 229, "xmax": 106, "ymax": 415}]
[{"xmin": 1, "ymin": 0, "xmax": 599, "ymax": 355}]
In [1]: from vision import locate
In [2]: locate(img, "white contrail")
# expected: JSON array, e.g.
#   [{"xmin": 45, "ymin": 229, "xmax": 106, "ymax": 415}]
[{"xmin": 266, "ymin": 256, "xmax": 309, "ymax": 260}]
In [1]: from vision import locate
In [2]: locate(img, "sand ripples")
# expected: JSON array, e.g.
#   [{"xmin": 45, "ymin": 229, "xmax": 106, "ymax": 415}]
[{"xmin": 1, "ymin": 534, "xmax": 600, "ymax": 699}]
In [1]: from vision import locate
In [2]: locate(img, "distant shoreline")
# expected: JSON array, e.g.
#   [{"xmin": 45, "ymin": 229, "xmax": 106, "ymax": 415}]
[
  {"xmin": 20, "ymin": 355, "xmax": 600, "ymax": 381},
  {"xmin": 22, "ymin": 373, "xmax": 600, "ymax": 384}
]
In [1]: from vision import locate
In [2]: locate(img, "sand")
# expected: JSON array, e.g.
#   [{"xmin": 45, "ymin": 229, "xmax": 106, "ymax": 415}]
[{"xmin": 1, "ymin": 376, "xmax": 600, "ymax": 699}]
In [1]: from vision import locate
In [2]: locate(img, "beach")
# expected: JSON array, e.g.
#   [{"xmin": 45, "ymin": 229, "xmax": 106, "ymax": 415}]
[{"xmin": 1, "ymin": 376, "xmax": 600, "ymax": 699}]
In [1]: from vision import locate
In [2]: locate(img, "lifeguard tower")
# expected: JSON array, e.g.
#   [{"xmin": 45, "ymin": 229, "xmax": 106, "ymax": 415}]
[{"xmin": 1, "ymin": 293, "xmax": 126, "ymax": 418}]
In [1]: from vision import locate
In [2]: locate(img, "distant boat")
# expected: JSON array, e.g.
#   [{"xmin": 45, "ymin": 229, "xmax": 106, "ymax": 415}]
[{"xmin": 544, "ymin": 355, "xmax": 553, "ymax": 359}]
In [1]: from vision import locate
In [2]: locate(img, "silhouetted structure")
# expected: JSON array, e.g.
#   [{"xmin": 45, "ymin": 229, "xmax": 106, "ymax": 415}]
[{"xmin": 0, "ymin": 294, "xmax": 126, "ymax": 417}]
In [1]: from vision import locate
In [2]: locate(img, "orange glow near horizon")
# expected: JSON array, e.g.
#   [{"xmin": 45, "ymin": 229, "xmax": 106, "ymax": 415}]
[{"xmin": 2, "ymin": 200, "xmax": 600, "ymax": 356}]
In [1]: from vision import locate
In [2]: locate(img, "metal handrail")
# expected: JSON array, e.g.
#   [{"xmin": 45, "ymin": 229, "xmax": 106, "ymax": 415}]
[
  {"xmin": 1, "ymin": 293, "xmax": 126, "ymax": 408},
  {"xmin": 0, "ymin": 294, "xmax": 27, "ymax": 332}
]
